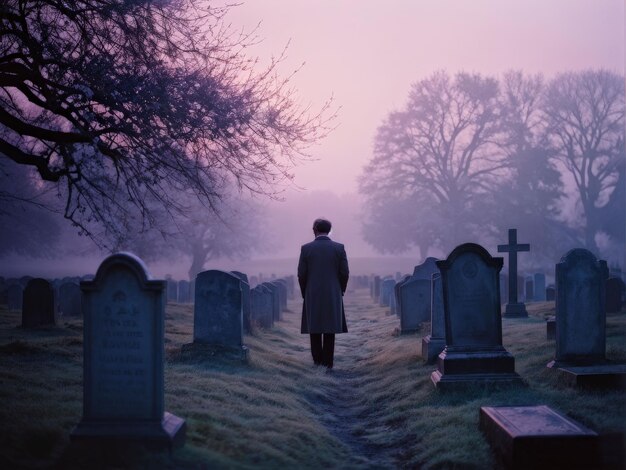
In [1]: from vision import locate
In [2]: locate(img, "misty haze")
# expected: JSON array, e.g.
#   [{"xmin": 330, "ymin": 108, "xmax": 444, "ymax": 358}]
[{"xmin": 0, "ymin": 1, "xmax": 624, "ymax": 468}]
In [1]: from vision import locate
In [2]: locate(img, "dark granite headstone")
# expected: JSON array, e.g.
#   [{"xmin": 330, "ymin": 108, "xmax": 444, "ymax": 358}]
[
  {"xmin": 480, "ymin": 405, "xmax": 599, "ymax": 470},
  {"xmin": 533, "ymin": 273, "xmax": 546, "ymax": 301},
  {"xmin": 250, "ymin": 285, "xmax": 273, "ymax": 328},
  {"xmin": 59, "ymin": 282, "xmax": 81, "ymax": 317},
  {"xmin": 431, "ymin": 243, "xmax": 523, "ymax": 390},
  {"xmin": 421, "ymin": 273, "xmax": 446, "ymax": 364},
  {"xmin": 399, "ymin": 278, "xmax": 431, "ymax": 333},
  {"xmin": 231, "ymin": 272, "xmax": 251, "ymax": 334},
  {"xmin": 71, "ymin": 253, "xmax": 185, "ymax": 448},
  {"xmin": 193, "ymin": 270, "xmax": 245, "ymax": 353},
  {"xmin": 21, "ymin": 278, "xmax": 55, "ymax": 328}
]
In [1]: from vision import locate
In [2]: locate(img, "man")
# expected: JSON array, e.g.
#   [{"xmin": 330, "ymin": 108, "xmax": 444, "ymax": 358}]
[{"xmin": 297, "ymin": 218, "xmax": 349, "ymax": 369}]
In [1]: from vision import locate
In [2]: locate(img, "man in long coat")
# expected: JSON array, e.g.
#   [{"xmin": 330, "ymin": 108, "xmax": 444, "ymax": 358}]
[{"xmin": 298, "ymin": 218, "xmax": 349, "ymax": 368}]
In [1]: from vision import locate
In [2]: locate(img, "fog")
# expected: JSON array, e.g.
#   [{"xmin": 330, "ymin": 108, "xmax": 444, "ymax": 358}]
[{"xmin": 1, "ymin": 0, "xmax": 624, "ymax": 281}]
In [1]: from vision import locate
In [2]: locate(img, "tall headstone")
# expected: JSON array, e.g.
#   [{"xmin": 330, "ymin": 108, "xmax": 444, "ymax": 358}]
[
  {"xmin": 399, "ymin": 278, "xmax": 431, "ymax": 333},
  {"xmin": 421, "ymin": 273, "xmax": 446, "ymax": 364},
  {"xmin": 231, "ymin": 272, "xmax": 251, "ymax": 335},
  {"xmin": 59, "ymin": 282, "xmax": 81, "ymax": 317},
  {"xmin": 71, "ymin": 253, "xmax": 185, "ymax": 447},
  {"xmin": 250, "ymin": 285, "xmax": 273, "ymax": 328},
  {"xmin": 548, "ymin": 249, "xmax": 608, "ymax": 367},
  {"xmin": 533, "ymin": 273, "xmax": 546, "ymax": 301},
  {"xmin": 431, "ymin": 243, "xmax": 523, "ymax": 390},
  {"xmin": 21, "ymin": 278, "xmax": 55, "ymax": 328},
  {"xmin": 497, "ymin": 229, "xmax": 530, "ymax": 317},
  {"xmin": 193, "ymin": 270, "xmax": 245, "ymax": 353},
  {"xmin": 263, "ymin": 282, "xmax": 281, "ymax": 322},
  {"xmin": 379, "ymin": 278, "xmax": 395, "ymax": 307}
]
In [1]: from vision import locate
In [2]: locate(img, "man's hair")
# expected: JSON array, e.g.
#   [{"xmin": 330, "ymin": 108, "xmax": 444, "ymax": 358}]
[{"xmin": 313, "ymin": 218, "xmax": 332, "ymax": 234}]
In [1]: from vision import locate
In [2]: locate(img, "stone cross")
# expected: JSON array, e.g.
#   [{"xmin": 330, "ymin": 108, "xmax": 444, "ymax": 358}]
[{"xmin": 497, "ymin": 229, "xmax": 530, "ymax": 317}]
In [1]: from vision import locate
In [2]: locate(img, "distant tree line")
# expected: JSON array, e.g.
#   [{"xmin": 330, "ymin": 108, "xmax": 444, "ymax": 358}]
[{"xmin": 359, "ymin": 69, "xmax": 625, "ymax": 268}]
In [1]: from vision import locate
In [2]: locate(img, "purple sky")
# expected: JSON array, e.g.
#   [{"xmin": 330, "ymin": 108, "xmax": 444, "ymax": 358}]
[{"xmin": 223, "ymin": 0, "xmax": 625, "ymax": 193}]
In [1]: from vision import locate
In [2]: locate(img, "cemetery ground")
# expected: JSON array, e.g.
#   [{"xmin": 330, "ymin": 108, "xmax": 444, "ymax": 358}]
[{"xmin": 1, "ymin": 290, "xmax": 625, "ymax": 469}]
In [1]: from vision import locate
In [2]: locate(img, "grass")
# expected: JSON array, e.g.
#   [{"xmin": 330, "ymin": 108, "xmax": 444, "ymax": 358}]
[{"xmin": 0, "ymin": 290, "xmax": 624, "ymax": 469}]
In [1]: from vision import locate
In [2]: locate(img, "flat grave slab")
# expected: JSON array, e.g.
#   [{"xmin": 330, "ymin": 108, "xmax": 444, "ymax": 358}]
[
  {"xmin": 555, "ymin": 364, "xmax": 626, "ymax": 390},
  {"xmin": 480, "ymin": 405, "xmax": 598, "ymax": 470}
]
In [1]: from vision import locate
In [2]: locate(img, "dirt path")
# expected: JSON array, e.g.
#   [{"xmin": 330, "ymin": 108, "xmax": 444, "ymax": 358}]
[{"xmin": 302, "ymin": 289, "xmax": 399, "ymax": 469}]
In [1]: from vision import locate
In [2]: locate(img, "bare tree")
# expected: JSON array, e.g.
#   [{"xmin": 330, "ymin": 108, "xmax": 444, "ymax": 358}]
[
  {"xmin": 0, "ymin": 1, "xmax": 331, "ymax": 246},
  {"xmin": 359, "ymin": 71, "xmax": 505, "ymax": 253},
  {"xmin": 543, "ymin": 70, "xmax": 625, "ymax": 252}
]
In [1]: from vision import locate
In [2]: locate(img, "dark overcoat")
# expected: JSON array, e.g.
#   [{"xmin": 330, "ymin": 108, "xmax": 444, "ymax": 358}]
[{"xmin": 298, "ymin": 236, "xmax": 349, "ymax": 334}]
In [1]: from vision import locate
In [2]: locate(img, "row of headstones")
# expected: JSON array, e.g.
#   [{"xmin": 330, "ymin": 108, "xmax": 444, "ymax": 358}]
[{"xmin": 368, "ymin": 244, "xmax": 623, "ymax": 390}]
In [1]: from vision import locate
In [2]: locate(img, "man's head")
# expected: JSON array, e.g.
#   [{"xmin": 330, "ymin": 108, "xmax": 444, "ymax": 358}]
[{"xmin": 313, "ymin": 218, "xmax": 332, "ymax": 236}]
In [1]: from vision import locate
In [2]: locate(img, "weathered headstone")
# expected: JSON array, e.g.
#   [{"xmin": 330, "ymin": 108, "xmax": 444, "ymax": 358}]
[
  {"xmin": 272, "ymin": 279, "xmax": 288, "ymax": 311},
  {"xmin": 71, "ymin": 253, "xmax": 185, "ymax": 447},
  {"xmin": 399, "ymin": 278, "xmax": 431, "ymax": 333},
  {"xmin": 231, "ymin": 272, "xmax": 251, "ymax": 334},
  {"xmin": 431, "ymin": 243, "xmax": 523, "ymax": 390},
  {"xmin": 193, "ymin": 270, "xmax": 246, "ymax": 354},
  {"xmin": 533, "ymin": 273, "xmax": 546, "ymax": 301},
  {"xmin": 59, "ymin": 282, "xmax": 81, "ymax": 317},
  {"xmin": 250, "ymin": 285, "xmax": 273, "ymax": 328},
  {"xmin": 21, "ymin": 278, "xmax": 55, "ymax": 328},
  {"xmin": 263, "ymin": 282, "xmax": 281, "ymax": 322},
  {"xmin": 389, "ymin": 285, "xmax": 397, "ymax": 315},
  {"xmin": 480, "ymin": 405, "xmax": 599, "ymax": 470},
  {"xmin": 7, "ymin": 283, "xmax": 23, "ymax": 310},
  {"xmin": 497, "ymin": 229, "xmax": 530, "ymax": 317},
  {"xmin": 421, "ymin": 273, "xmax": 446, "ymax": 364},
  {"xmin": 379, "ymin": 278, "xmax": 395, "ymax": 307},
  {"xmin": 605, "ymin": 277, "xmax": 625, "ymax": 313}
]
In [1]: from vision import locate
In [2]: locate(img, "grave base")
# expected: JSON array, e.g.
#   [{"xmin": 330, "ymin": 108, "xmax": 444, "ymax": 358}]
[
  {"xmin": 546, "ymin": 362, "xmax": 626, "ymax": 389},
  {"xmin": 431, "ymin": 348, "xmax": 524, "ymax": 390},
  {"xmin": 421, "ymin": 335, "xmax": 445, "ymax": 364},
  {"xmin": 502, "ymin": 302, "xmax": 528, "ymax": 318},
  {"xmin": 182, "ymin": 342, "xmax": 249, "ymax": 361},
  {"xmin": 71, "ymin": 412, "xmax": 186, "ymax": 450},
  {"xmin": 480, "ymin": 405, "xmax": 598, "ymax": 470}
]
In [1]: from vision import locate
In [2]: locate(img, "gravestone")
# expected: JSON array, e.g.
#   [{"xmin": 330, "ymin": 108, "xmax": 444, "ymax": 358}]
[
  {"xmin": 231, "ymin": 272, "xmax": 251, "ymax": 335},
  {"xmin": 480, "ymin": 405, "xmax": 599, "ymax": 470},
  {"xmin": 284, "ymin": 275, "xmax": 295, "ymax": 299},
  {"xmin": 547, "ymin": 249, "xmax": 626, "ymax": 388},
  {"xmin": 273, "ymin": 279, "xmax": 288, "ymax": 311},
  {"xmin": 546, "ymin": 285, "xmax": 556, "ymax": 301},
  {"xmin": 71, "ymin": 253, "xmax": 185, "ymax": 447},
  {"xmin": 605, "ymin": 277, "xmax": 625, "ymax": 313},
  {"xmin": 373, "ymin": 276, "xmax": 381, "ymax": 302},
  {"xmin": 59, "ymin": 282, "xmax": 81, "ymax": 317},
  {"xmin": 431, "ymin": 243, "xmax": 523, "ymax": 390},
  {"xmin": 524, "ymin": 276, "xmax": 534, "ymax": 302},
  {"xmin": 7, "ymin": 283, "xmax": 23, "ymax": 310},
  {"xmin": 21, "ymin": 278, "xmax": 55, "ymax": 328},
  {"xmin": 379, "ymin": 278, "xmax": 395, "ymax": 307},
  {"xmin": 250, "ymin": 285, "xmax": 273, "ymax": 328},
  {"xmin": 389, "ymin": 285, "xmax": 397, "ymax": 315},
  {"xmin": 533, "ymin": 273, "xmax": 546, "ymax": 301},
  {"xmin": 177, "ymin": 280, "xmax": 191, "ymax": 303},
  {"xmin": 263, "ymin": 282, "xmax": 281, "ymax": 322},
  {"xmin": 399, "ymin": 278, "xmax": 431, "ymax": 333},
  {"xmin": 394, "ymin": 274, "xmax": 410, "ymax": 318},
  {"xmin": 497, "ymin": 229, "xmax": 530, "ymax": 317},
  {"xmin": 192, "ymin": 270, "xmax": 246, "ymax": 354},
  {"xmin": 166, "ymin": 278, "xmax": 177, "ymax": 303},
  {"xmin": 421, "ymin": 273, "xmax": 446, "ymax": 364}
]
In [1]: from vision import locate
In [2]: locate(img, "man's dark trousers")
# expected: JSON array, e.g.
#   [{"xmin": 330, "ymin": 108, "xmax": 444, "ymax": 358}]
[{"xmin": 310, "ymin": 333, "xmax": 335, "ymax": 368}]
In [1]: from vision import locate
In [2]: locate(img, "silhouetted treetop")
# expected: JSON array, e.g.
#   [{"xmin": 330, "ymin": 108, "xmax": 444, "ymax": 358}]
[{"xmin": 0, "ymin": 1, "xmax": 331, "ymax": 244}]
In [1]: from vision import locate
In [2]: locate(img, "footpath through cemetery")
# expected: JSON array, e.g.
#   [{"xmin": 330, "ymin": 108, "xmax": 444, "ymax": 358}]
[{"xmin": 0, "ymin": 233, "xmax": 625, "ymax": 469}]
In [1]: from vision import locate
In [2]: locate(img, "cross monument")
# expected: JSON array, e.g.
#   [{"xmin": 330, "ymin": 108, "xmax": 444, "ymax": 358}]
[{"xmin": 497, "ymin": 228, "xmax": 530, "ymax": 317}]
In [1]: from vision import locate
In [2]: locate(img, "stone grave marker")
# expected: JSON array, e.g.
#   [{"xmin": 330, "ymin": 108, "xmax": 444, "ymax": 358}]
[
  {"xmin": 273, "ymin": 279, "xmax": 288, "ymax": 311},
  {"xmin": 192, "ymin": 270, "xmax": 246, "ymax": 355},
  {"xmin": 263, "ymin": 282, "xmax": 281, "ymax": 322},
  {"xmin": 421, "ymin": 273, "xmax": 446, "ymax": 364},
  {"xmin": 71, "ymin": 253, "xmax": 185, "ymax": 447},
  {"xmin": 177, "ymin": 280, "xmax": 191, "ymax": 303},
  {"xmin": 379, "ymin": 278, "xmax": 395, "ymax": 307},
  {"xmin": 166, "ymin": 277, "xmax": 177, "ymax": 303},
  {"xmin": 231, "ymin": 272, "xmax": 251, "ymax": 334},
  {"xmin": 399, "ymin": 278, "xmax": 431, "ymax": 333},
  {"xmin": 547, "ymin": 249, "xmax": 626, "ymax": 388},
  {"xmin": 22, "ymin": 278, "xmax": 55, "ymax": 328},
  {"xmin": 497, "ymin": 229, "xmax": 530, "ymax": 317},
  {"xmin": 533, "ymin": 273, "xmax": 546, "ymax": 301},
  {"xmin": 480, "ymin": 405, "xmax": 599, "ymax": 470},
  {"xmin": 373, "ymin": 276, "xmax": 381, "ymax": 301},
  {"xmin": 431, "ymin": 243, "xmax": 523, "ymax": 390},
  {"xmin": 250, "ymin": 284, "xmax": 273, "ymax": 328},
  {"xmin": 59, "ymin": 281, "xmax": 81, "ymax": 317},
  {"xmin": 7, "ymin": 283, "xmax": 23, "ymax": 310}
]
